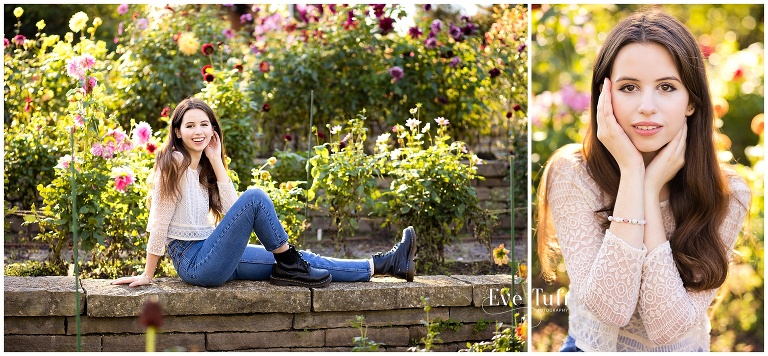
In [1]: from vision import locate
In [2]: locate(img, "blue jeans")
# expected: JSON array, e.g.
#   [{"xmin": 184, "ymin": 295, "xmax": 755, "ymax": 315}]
[
  {"xmin": 165, "ymin": 188, "xmax": 371, "ymax": 287},
  {"xmin": 559, "ymin": 335, "xmax": 583, "ymax": 352}
]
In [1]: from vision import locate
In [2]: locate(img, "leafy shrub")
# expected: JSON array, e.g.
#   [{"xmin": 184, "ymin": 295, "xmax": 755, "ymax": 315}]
[
  {"xmin": 374, "ymin": 110, "xmax": 496, "ymax": 272},
  {"xmin": 249, "ymin": 160, "xmax": 308, "ymax": 246},
  {"xmin": 307, "ymin": 114, "xmax": 381, "ymax": 253},
  {"xmin": 266, "ymin": 149, "xmax": 310, "ymax": 187}
]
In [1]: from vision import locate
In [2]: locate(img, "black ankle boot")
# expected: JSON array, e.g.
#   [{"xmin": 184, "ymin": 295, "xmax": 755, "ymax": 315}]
[
  {"xmin": 372, "ymin": 226, "xmax": 416, "ymax": 281},
  {"xmin": 270, "ymin": 245, "xmax": 332, "ymax": 288}
]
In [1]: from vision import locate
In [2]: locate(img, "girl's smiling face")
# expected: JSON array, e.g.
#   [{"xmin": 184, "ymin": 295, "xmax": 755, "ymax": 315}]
[
  {"xmin": 175, "ymin": 108, "xmax": 213, "ymax": 155},
  {"xmin": 610, "ymin": 42, "xmax": 695, "ymax": 159}
]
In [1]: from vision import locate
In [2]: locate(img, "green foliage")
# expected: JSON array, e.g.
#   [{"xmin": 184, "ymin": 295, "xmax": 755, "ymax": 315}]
[
  {"xmin": 4, "ymin": 10, "xmax": 112, "ymax": 126},
  {"xmin": 4, "ymin": 15, "xmax": 112, "ymax": 210},
  {"xmin": 251, "ymin": 4, "xmax": 527, "ymax": 151},
  {"xmin": 374, "ymin": 109, "xmax": 496, "ymax": 272},
  {"xmin": 473, "ymin": 318, "xmax": 493, "ymax": 333},
  {"xmin": 249, "ymin": 160, "xmax": 308, "ymax": 246},
  {"xmin": 266, "ymin": 149, "xmax": 310, "ymax": 187},
  {"xmin": 4, "ymin": 260, "xmax": 68, "ymax": 277},
  {"xmin": 407, "ymin": 297, "xmax": 442, "ymax": 352},
  {"xmin": 108, "ymin": 4, "xmax": 226, "ymax": 130},
  {"xmin": 462, "ymin": 321, "xmax": 527, "ymax": 352},
  {"xmin": 433, "ymin": 317, "xmax": 462, "ymax": 332},
  {"xmin": 4, "ymin": 113, "xmax": 61, "ymax": 205},
  {"xmin": 306, "ymin": 110, "xmax": 496, "ymax": 269},
  {"xmin": 350, "ymin": 315, "xmax": 380, "ymax": 352},
  {"xmin": 307, "ymin": 113, "xmax": 381, "ymax": 254},
  {"xmin": 4, "ymin": 4, "xmax": 126, "ymax": 50}
]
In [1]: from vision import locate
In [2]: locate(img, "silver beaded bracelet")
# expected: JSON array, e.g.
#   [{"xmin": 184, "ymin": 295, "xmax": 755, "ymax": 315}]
[{"xmin": 608, "ymin": 215, "xmax": 646, "ymax": 225}]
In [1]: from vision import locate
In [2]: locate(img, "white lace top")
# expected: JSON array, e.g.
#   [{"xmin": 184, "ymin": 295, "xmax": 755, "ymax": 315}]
[
  {"xmin": 146, "ymin": 166, "xmax": 239, "ymax": 256},
  {"xmin": 547, "ymin": 150, "xmax": 750, "ymax": 351}
]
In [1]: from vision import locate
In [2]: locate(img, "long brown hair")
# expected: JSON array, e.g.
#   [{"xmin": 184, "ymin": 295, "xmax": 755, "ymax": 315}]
[
  {"xmin": 537, "ymin": 9, "xmax": 731, "ymax": 292},
  {"xmin": 149, "ymin": 97, "xmax": 229, "ymax": 222}
]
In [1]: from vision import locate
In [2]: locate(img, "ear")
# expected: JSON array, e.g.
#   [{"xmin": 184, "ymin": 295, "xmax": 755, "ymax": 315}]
[
  {"xmin": 686, "ymin": 103, "xmax": 695, "ymax": 116},
  {"xmin": 174, "ymin": 128, "xmax": 181, "ymax": 138}
]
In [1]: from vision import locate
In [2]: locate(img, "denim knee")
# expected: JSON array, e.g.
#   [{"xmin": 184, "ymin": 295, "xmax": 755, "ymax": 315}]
[{"xmin": 242, "ymin": 187, "xmax": 271, "ymax": 205}]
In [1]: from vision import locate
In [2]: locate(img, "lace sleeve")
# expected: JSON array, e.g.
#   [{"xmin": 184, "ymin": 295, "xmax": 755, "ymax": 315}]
[
  {"xmin": 638, "ymin": 177, "xmax": 751, "ymax": 345},
  {"xmin": 146, "ymin": 173, "xmax": 179, "ymax": 256},
  {"xmin": 548, "ymin": 155, "xmax": 647, "ymax": 326},
  {"xmin": 217, "ymin": 181, "xmax": 239, "ymax": 214}
]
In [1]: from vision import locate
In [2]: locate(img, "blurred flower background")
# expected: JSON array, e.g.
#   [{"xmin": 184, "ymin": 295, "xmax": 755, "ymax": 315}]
[{"xmin": 530, "ymin": 4, "xmax": 763, "ymax": 352}]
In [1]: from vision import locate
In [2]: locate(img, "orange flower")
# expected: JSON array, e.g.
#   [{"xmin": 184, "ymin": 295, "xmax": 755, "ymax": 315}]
[{"xmin": 515, "ymin": 321, "xmax": 527, "ymax": 339}]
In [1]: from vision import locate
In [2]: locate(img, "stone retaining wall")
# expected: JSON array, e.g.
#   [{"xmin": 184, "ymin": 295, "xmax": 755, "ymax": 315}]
[{"xmin": 4, "ymin": 275, "xmax": 523, "ymax": 352}]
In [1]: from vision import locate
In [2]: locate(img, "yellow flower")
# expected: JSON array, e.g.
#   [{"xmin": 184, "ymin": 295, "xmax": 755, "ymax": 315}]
[
  {"xmin": 177, "ymin": 32, "xmax": 200, "ymax": 56},
  {"xmin": 267, "ymin": 157, "xmax": 277, "ymax": 166},
  {"xmin": 492, "ymin": 243, "xmax": 510, "ymax": 266},
  {"xmin": 260, "ymin": 171, "xmax": 271, "ymax": 181},
  {"xmin": 69, "ymin": 11, "xmax": 89, "ymax": 33},
  {"xmin": 41, "ymin": 90, "xmax": 54, "ymax": 102},
  {"xmin": 14, "ymin": 7, "xmax": 23, "ymax": 18},
  {"xmin": 36, "ymin": 20, "xmax": 46, "ymax": 31},
  {"xmin": 65, "ymin": 32, "xmax": 74, "ymax": 43},
  {"xmin": 92, "ymin": 17, "xmax": 102, "ymax": 28}
]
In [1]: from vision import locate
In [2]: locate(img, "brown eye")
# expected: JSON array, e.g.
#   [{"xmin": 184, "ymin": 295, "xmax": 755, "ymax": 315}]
[
  {"xmin": 659, "ymin": 84, "xmax": 676, "ymax": 92},
  {"xmin": 619, "ymin": 84, "xmax": 638, "ymax": 92}
]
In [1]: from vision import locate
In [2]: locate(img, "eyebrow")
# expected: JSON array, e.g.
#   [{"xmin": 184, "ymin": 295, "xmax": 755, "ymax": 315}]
[
  {"xmin": 615, "ymin": 75, "xmax": 682, "ymax": 83},
  {"xmin": 185, "ymin": 120, "xmax": 211, "ymax": 125}
]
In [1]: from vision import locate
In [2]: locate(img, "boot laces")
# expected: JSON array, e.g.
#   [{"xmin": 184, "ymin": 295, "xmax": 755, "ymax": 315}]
[
  {"xmin": 374, "ymin": 241, "xmax": 400, "ymax": 257},
  {"xmin": 297, "ymin": 250, "xmax": 310, "ymax": 269}
]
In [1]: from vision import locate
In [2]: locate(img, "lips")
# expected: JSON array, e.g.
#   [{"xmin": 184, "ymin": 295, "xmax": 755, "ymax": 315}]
[
  {"xmin": 191, "ymin": 137, "xmax": 206, "ymax": 144},
  {"xmin": 632, "ymin": 121, "xmax": 662, "ymax": 136}
]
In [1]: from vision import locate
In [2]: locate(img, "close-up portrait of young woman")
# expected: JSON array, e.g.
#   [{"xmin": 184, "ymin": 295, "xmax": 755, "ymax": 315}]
[{"xmin": 531, "ymin": 4, "xmax": 763, "ymax": 352}]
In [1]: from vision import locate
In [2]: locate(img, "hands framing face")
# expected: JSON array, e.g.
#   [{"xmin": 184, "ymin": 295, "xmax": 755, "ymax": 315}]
[{"xmin": 596, "ymin": 77, "xmax": 687, "ymax": 191}]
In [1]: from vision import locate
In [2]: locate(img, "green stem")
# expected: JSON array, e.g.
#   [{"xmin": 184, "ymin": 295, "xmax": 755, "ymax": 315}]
[
  {"xmin": 508, "ymin": 111, "xmax": 517, "ymax": 327},
  {"xmin": 70, "ymin": 129, "xmax": 81, "ymax": 352}
]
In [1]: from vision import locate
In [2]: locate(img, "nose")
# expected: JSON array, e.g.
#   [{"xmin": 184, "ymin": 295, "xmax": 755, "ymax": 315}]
[{"xmin": 637, "ymin": 91, "xmax": 657, "ymax": 116}]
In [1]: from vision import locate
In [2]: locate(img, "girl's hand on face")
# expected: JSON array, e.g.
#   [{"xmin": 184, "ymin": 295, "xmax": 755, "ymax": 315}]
[
  {"xmin": 596, "ymin": 78, "xmax": 644, "ymax": 170},
  {"xmin": 111, "ymin": 275, "xmax": 151, "ymax": 287},
  {"xmin": 644, "ymin": 121, "xmax": 687, "ymax": 194},
  {"xmin": 204, "ymin": 131, "xmax": 222, "ymax": 162}
]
